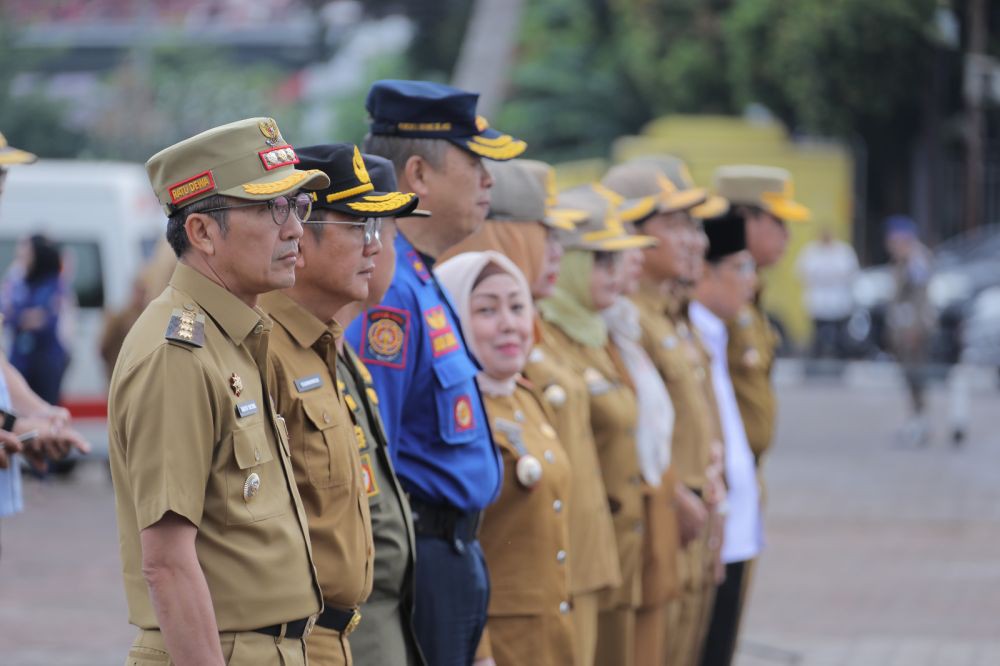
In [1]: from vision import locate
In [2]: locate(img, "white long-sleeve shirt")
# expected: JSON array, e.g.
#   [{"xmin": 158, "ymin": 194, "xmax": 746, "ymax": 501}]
[{"xmin": 690, "ymin": 301, "xmax": 762, "ymax": 564}]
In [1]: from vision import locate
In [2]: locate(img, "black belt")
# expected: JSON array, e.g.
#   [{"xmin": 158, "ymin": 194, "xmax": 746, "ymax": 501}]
[
  {"xmin": 253, "ymin": 617, "xmax": 312, "ymax": 640},
  {"xmin": 409, "ymin": 498, "xmax": 482, "ymax": 546},
  {"xmin": 317, "ymin": 606, "xmax": 362, "ymax": 635}
]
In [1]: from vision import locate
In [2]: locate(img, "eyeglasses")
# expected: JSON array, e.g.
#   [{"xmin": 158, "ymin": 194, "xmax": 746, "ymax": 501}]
[
  {"xmin": 305, "ymin": 217, "xmax": 382, "ymax": 245},
  {"xmin": 199, "ymin": 193, "xmax": 312, "ymax": 226}
]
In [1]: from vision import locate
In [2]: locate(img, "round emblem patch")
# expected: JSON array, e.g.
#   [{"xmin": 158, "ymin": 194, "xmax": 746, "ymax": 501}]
[
  {"xmin": 454, "ymin": 395, "xmax": 474, "ymax": 431},
  {"xmin": 368, "ymin": 318, "xmax": 404, "ymax": 357}
]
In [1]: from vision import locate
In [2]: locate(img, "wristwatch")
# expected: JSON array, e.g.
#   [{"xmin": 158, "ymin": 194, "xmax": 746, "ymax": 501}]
[{"xmin": 0, "ymin": 409, "xmax": 17, "ymax": 432}]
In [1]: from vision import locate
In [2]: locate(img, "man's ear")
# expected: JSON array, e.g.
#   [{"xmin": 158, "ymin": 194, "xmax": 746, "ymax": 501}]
[
  {"xmin": 402, "ymin": 155, "xmax": 433, "ymax": 197},
  {"xmin": 185, "ymin": 213, "xmax": 220, "ymax": 256}
]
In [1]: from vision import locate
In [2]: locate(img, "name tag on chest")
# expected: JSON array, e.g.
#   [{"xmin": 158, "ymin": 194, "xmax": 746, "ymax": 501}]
[
  {"xmin": 235, "ymin": 400, "xmax": 259, "ymax": 418},
  {"xmin": 294, "ymin": 374, "xmax": 323, "ymax": 393}
]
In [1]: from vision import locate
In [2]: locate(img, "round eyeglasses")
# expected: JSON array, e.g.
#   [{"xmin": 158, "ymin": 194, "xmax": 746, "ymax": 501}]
[
  {"xmin": 305, "ymin": 217, "xmax": 382, "ymax": 245},
  {"xmin": 198, "ymin": 192, "xmax": 313, "ymax": 226}
]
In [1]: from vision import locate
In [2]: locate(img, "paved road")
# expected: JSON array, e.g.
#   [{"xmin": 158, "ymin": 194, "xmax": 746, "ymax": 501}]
[{"xmin": 1, "ymin": 374, "xmax": 998, "ymax": 665}]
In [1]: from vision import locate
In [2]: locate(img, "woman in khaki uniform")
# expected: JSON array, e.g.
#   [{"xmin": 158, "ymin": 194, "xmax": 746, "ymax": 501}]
[
  {"xmin": 441, "ymin": 159, "xmax": 621, "ymax": 666},
  {"xmin": 537, "ymin": 185, "xmax": 656, "ymax": 666},
  {"xmin": 436, "ymin": 250, "xmax": 574, "ymax": 666}
]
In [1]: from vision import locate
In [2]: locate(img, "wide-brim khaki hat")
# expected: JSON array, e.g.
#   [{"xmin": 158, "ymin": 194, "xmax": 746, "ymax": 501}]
[
  {"xmin": 486, "ymin": 158, "xmax": 585, "ymax": 231},
  {"xmin": 556, "ymin": 185, "xmax": 657, "ymax": 252},
  {"xmin": 0, "ymin": 132, "xmax": 37, "ymax": 166},
  {"xmin": 146, "ymin": 117, "xmax": 330, "ymax": 215},
  {"xmin": 602, "ymin": 159, "xmax": 708, "ymax": 216},
  {"xmin": 713, "ymin": 164, "xmax": 810, "ymax": 223}
]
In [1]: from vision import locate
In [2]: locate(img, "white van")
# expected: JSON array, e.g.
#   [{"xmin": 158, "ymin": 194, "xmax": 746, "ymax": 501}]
[{"xmin": 0, "ymin": 160, "xmax": 165, "ymax": 425}]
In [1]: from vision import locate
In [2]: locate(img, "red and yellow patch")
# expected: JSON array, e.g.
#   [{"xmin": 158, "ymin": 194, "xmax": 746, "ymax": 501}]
[
  {"xmin": 360, "ymin": 453, "xmax": 379, "ymax": 497},
  {"xmin": 424, "ymin": 305, "xmax": 448, "ymax": 332},
  {"xmin": 454, "ymin": 395, "xmax": 474, "ymax": 432},
  {"xmin": 362, "ymin": 307, "xmax": 409, "ymax": 369},
  {"xmin": 424, "ymin": 305, "xmax": 459, "ymax": 357},
  {"xmin": 431, "ymin": 331, "xmax": 459, "ymax": 357},
  {"xmin": 168, "ymin": 170, "xmax": 216, "ymax": 205}
]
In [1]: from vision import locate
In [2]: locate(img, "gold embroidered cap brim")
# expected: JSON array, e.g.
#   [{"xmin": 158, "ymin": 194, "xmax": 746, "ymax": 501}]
[
  {"xmin": 460, "ymin": 134, "xmax": 527, "ymax": 161},
  {"xmin": 222, "ymin": 168, "xmax": 330, "ymax": 201}
]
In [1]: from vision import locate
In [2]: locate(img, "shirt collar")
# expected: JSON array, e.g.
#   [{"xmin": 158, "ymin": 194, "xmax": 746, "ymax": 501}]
[
  {"xmin": 258, "ymin": 291, "xmax": 336, "ymax": 350},
  {"xmin": 169, "ymin": 262, "xmax": 266, "ymax": 346},
  {"xmin": 689, "ymin": 300, "xmax": 726, "ymax": 347}
]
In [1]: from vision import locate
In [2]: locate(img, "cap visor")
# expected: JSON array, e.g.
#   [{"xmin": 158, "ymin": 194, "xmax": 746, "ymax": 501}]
[
  {"xmin": 0, "ymin": 147, "xmax": 38, "ymax": 166},
  {"xmin": 545, "ymin": 207, "xmax": 587, "ymax": 231},
  {"xmin": 764, "ymin": 196, "xmax": 810, "ymax": 223},
  {"xmin": 229, "ymin": 168, "xmax": 331, "ymax": 201},
  {"xmin": 451, "ymin": 133, "xmax": 527, "ymax": 161},
  {"xmin": 321, "ymin": 190, "xmax": 420, "ymax": 218},
  {"xmin": 405, "ymin": 208, "xmax": 433, "ymax": 218},
  {"xmin": 691, "ymin": 195, "xmax": 729, "ymax": 220},
  {"xmin": 661, "ymin": 188, "xmax": 708, "ymax": 214},
  {"xmin": 619, "ymin": 196, "xmax": 658, "ymax": 225}
]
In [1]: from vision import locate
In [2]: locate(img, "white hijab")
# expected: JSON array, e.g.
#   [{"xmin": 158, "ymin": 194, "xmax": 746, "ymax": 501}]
[
  {"xmin": 435, "ymin": 250, "xmax": 534, "ymax": 397},
  {"xmin": 602, "ymin": 296, "xmax": 674, "ymax": 486}
]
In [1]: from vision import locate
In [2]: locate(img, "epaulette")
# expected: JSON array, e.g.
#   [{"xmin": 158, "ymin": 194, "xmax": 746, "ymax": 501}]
[
  {"xmin": 165, "ymin": 307, "xmax": 206, "ymax": 347},
  {"xmin": 406, "ymin": 249, "xmax": 432, "ymax": 284}
]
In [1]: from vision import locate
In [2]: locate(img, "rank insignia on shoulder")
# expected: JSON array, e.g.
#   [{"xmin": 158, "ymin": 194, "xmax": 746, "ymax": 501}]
[
  {"xmin": 165, "ymin": 308, "xmax": 205, "ymax": 347},
  {"xmin": 360, "ymin": 453, "xmax": 379, "ymax": 497},
  {"xmin": 354, "ymin": 424, "xmax": 367, "ymax": 450},
  {"xmin": 361, "ymin": 306, "xmax": 409, "ymax": 369},
  {"xmin": 407, "ymin": 250, "xmax": 432, "ymax": 284}
]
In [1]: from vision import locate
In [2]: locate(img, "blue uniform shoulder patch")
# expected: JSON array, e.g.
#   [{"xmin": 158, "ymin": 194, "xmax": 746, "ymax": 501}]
[{"xmin": 360, "ymin": 306, "xmax": 410, "ymax": 368}]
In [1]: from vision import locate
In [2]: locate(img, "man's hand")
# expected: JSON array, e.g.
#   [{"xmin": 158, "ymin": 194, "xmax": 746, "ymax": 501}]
[
  {"xmin": 0, "ymin": 430, "xmax": 22, "ymax": 469},
  {"xmin": 675, "ymin": 483, "xmax": 708, "ymax": 546}
]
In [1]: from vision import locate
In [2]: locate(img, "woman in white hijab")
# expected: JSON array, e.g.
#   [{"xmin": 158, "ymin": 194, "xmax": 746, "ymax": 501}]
[{"xmin": 436, "ymin": 250, "xmax": 575, "ymax": 666}]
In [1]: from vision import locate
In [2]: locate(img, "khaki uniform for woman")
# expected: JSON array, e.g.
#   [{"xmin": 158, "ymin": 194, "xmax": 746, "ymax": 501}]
[
  {"xmin": 632, "ymin": 283, "xmax": 719, "ymax": 666},
  {"xmin": 475, "ymin": 379, "xmax": 575, "ymax": 666},
  {"xmin": 726, "ymin": 299, "xmax": 778, "ymax": 467},
  {"xmin": 526, "ymin": 318, "xmax": 622, "ymax": 666},
  {"xmin": 261, "ymin": 292, "xmax": 374, "ymax": 666},
  {"xmin": 542, "ymin": 320, "xmax": 643, "ymax": 666}
]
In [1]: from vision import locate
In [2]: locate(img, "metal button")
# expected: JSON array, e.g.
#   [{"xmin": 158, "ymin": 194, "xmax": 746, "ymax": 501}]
[
  {"xmin": 556, "ymin": 550, "xmax": 566, "ymax": 564},
  {"xmin": 183, "ymin": 302, "xmax": 195, "ymax": 312},
  {"xmin": 514, "ymin": 410, "xmax": 524, "ymax": 422},
  {"xmin": 553, "ymin": 499, "xmax": 563, "ymax": 513},
  {"xmin": 254, "ymin": 448, "xmax": 260, "ymax": 463},
  {"xmin": 544, "ymin": 450, "xmax": 555, "ymax": 463},
  {"xmin": 253, "ymin": 324, "xmax": 264, "ymax": 335},
  {"xmin": 559, "ymin": 601, "xmax": 570, "ymax": 614}
]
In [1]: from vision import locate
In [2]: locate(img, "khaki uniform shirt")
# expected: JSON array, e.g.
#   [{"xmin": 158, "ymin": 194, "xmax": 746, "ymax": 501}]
[
  {"xmin": 541, "ymin": 322, "xmax": 643, "ymax": 611},
  {"xmin": 108, "ymin": 263, "xmax": 320, "ymax": 631},
  {"xmin": 525, "ymin": 318, "xmax": 622, "ymax": 597},
  {"xmin": 260, "ymin": 292, "xmax": 374, "ymax": 609},
  {"xmin": 338, "ymin": 344, "xmax": 424, "ymax": 666},
  {"xmin": 632, "ymin": 283, "xmax": 717, "ymax": 491},
  {"xmin": 726, "ymin": 298, "xmax": 778, "ymax": 464},
  {"xmin": 476, "ymin": 382, "xmax": 575, "ymax": 665}
]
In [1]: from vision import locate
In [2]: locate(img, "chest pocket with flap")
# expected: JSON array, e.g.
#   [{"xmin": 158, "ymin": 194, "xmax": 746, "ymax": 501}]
[
  {"xmin": 227, "ymin": 421, "xmax": 287, "ymax": 526},
  {"xmin": 302, "ymin": 397, "xmax": 353, "ymax": 489}
]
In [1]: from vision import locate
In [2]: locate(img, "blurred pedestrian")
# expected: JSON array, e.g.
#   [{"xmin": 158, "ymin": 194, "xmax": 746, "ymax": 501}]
[
  {"xmin": 334, "ymin": 153, "xmax": 427, "ymax": 666},
  {"xmin": 537, "ymin": 185, "xmax": 650, "ymax": 666},
  {"xmin": 3, "ymin": 234, "xmax": 70, "ymax": 405},
  {"xmin": 109, "ymin": 117, "xmax": 327, "ymax": 664},
  {"xmin": 442, "ymin": 158, "xmax": 622, "ymax": 666},
  {"xmin": 345, "ymin": 79, "xmax": 526, "ymax": 666},
  {"xmin": 796, "ymin": 226, "xmax": 859, "ymax": 359},
  {"xmin": 438, "ymin": 250, "xmax": 575, "ymax": 666},
  {"xmin": 691, "ymin": 209, "xmax": 763, "ymax": 666},
  {"xmin": 884, "ymin": 214, "xmax": 934, "ymax": 446},
  {"xmin": 0, "ymin": 132, "xmax": 90, "ymax": 556}
]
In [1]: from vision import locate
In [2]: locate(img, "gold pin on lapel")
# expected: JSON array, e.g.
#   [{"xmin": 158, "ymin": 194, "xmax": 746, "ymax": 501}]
[{"xmin": 230, "ymin": 373, "xmax": 244, "ymax": 397}]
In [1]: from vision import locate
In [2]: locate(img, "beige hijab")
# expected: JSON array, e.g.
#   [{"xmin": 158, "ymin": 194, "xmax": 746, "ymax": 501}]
[{"xmin": 438, "ymin": 220, "xmax": 546, "ymax": 290}]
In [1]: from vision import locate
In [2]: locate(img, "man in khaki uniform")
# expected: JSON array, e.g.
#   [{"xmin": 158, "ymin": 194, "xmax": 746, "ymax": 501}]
[
  {"xmin": 713, "ymin": 166, "xmax": 809, "ymax": 471},
  {"xmin": 261, "ymin": 143, "xmax": 420, "ymax": 665},
  {"xmin": 602, "ymin": 157, "xmax": 728, "ymax": 666},
  {"xmin": 109, "ymin": 117, "xmax": 328, "ymax": 665},
  {"xmin": 334, "ymin": 153, "xmax": 427, "ymax": 666}
]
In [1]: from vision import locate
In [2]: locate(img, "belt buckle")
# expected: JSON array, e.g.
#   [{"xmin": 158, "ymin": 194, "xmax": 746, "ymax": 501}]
[
  {"xmin": 304, "ymin": 614, "xmax": 318, "ymax": 638},
  {"xmin": 344, "ymin": 610, "xmax": 362, "ymax": 636}
]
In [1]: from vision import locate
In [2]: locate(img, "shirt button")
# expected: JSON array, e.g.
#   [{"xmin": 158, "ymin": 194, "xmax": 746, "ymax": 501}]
[
  {"xmin": 514, "ymin": 410, "xmax": 524, "ymax": 422},
  {"xmin": 322, "ymin": 411, "xmax": 331, "ymax": 424},
  {"xmin": 253, "ymin": 324, "xmax": 264, "ymax": 335},
  {"xmin": 544, "ymin": 450, "xmax": 555, "ymax": 463},
  {"xmin": 556, "ymin": 550, "xmax": 567, "ymax": 564},
  {"xmin": 559, "ymin": 601, "xmax": 570, "ymax": 614},
  {"xmin": 553, "ymin": 499, "xmax": 563, "ymax": 513}
]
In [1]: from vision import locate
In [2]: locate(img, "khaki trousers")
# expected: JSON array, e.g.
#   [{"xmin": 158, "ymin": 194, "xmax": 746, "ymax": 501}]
[
  {"xmin": 306, "ymin": 625, "xmax": 352, "ymax": 666},
  {"xmin": 665, "ymin": 528, "xmax": 716, "ymax": 666},
  {"xmin": 127, "ymin": 628, "xmax": 307, "ymax": 666},
  {"xmin": 573, "ymin": 590, "xmax": 601, "ymax": 666},
  {"xmin": 595, "ymin": 606, "xmax": 636, "ymax": 666}
]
